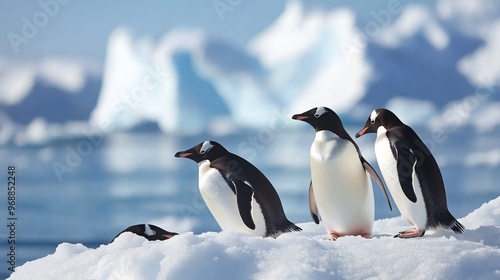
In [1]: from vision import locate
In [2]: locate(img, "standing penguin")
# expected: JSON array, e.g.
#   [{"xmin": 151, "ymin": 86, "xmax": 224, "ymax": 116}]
[
  {"xmin": 175, "ymin": 141, "xmax": 301, "ymax": 237},
  {"xmin": 355, "ymin": 108, "xmax": 465, "ymax": 238},
  {"xmin": 292, "ymin": 107, "xmax": 392, "ymax": 240}
]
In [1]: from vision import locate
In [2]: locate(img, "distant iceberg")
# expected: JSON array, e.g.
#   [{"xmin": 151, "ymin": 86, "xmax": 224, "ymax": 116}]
[
  {"xmin": 249, "ymin": 2, "xmax": 372, "ymax": 114},
  {"xmin": 89, "ymin": 2, "xmax": 373, "ymax": 134}
]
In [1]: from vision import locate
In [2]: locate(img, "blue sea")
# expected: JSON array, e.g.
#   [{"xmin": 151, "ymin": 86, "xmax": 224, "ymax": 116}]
[{"xmin": 1, "ymin": 126, "xmax": 498, "ymax": 278}]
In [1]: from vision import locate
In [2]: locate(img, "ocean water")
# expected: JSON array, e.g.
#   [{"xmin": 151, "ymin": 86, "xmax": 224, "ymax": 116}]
[{"xmin": 1, "ymin": 126, "xmax": 498, "ymax": 278}]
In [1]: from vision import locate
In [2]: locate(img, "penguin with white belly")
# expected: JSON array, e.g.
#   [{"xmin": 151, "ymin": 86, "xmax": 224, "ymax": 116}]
[
  {"xmin": 292, "ymin": 107, "xmax": 392, "ymax": 240},
  {"xmin": 175, "ymin": 141, "xmax": 302, "ymax": 237},
  {"xmin": 355, "ymin": 108, "xmax": 465, "ymax": 238}
]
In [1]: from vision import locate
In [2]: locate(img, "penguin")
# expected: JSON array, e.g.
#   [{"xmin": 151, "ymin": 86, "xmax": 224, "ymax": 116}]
[
  {"xmin": 355, "ymin": 108, "xmax": 465, "ymax": 238},
  {"xmin": 110, "ymin": 224, "xmax": 178, "ymax": 243},
  {"xmin": 292, "ymin": 107, "xmax": 392, "ymax": 240},
  {"xmin": 174, "ymin": 141, "xmax": 302, "ymax": 237}
]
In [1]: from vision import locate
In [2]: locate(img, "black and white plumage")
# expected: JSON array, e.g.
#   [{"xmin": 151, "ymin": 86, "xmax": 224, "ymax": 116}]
[
  {"xmin": 356, "ymin": 108, "xmax": 465, "ymax": 238},
  {"xmin": 292, "ymin": 107, "xmax": 391, "ymax": 240},
  {"xmin": 175, "ymin": 141, "xmax": 301, "ymax": 237},
  {"xmin": 110, "ymin": 224, "xmax": 178, "ymax": 243}
]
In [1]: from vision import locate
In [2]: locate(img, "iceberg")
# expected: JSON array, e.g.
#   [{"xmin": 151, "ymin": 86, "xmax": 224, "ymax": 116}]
[
  {"xmin": 3, "ymin": 0, "xmax": 500, "ymax": 141},
  {"xmin": 89, "ymin": 2, "xmax": 374, "ymax": 134},
  {"xmin": 249, "ymin": 2, "xmax": 372, "ymax": 114}
]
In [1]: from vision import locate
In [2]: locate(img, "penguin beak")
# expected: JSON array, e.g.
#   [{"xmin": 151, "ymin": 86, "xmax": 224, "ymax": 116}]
[
  {"xmin": 162, "ymin": 233, "xmax": 177, "ymax": 239},
  {"xmin": 355, "ymin": 127, "xmax": 369, "ymax": 138},
  {"xmin": 292, "ymin": 114, "xmax": 309, "ymax": 121},
  {"xmin": 174, "ymin": 152, "xmax": 192, "ymax": 158}
]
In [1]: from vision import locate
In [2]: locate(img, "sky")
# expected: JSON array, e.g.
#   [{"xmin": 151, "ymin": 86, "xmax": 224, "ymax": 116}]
[
  {"xmin": 0, "ymin": 0, "xmax": 289, "ymax": 60},
  {"xmin": 0, "ymin": 0, "xmax": 436, "ymax": 61}
]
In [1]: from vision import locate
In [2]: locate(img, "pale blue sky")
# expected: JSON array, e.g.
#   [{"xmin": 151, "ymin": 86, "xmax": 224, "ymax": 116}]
[{"xmin": 0, "ymin": 0, "xmax": 434, "ymax": 60}]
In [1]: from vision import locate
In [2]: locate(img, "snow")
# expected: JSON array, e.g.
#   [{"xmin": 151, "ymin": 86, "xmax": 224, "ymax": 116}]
[
  {"xmin": 465, "ymin": 149, "xmax": 500, "ymax": 167},
  {"xmin": 438, "ymin": 0, "xmax": 500, "ymax": 87},
  {"xmin": 38, "ymin": 57, "xmax": 87, "ymax": 93},
  {"xmin": 437, "ymin": 0, "xmax": 491, "ymax": 19},
  {"xmin": 429, "ymin": 100, "xmax": 500, "ymax": 133},
  {"xmin": 249, "ymin": 2, "xmax": 372, "ymax": 114},
  {"xmin": 469, "ymin": 102, "xmax": 500, "ymax": 132},
  {"xmin": 437, "ymin": 0, "xmax": 500, "ymax": 34},
  {"xmin": 13, "ymin": 119, "xmax": 94, "ymax": 146},
  {"xmin": 9, "ymin": 197, "xmax": 500, "ymax": 280},
  {"xmin": 89, "ymin": 28, "xmax": 237, "ymax": 134},
  {"xmin": 458, "ymin": 21, "xmax": 500, "ymax": 87},
  {"xmin": 248, "ymin": 1, "xmax": 325, "ymax": 67},
  {"xmin": 89, "ymin": 28, "xmax": 178, "ymax": 132},
  {"xmin": 0, "ymin": 64, "xmax": 36, "ymax": 105},
  {"xmin": 0, "ymin": 114, "xmax": 15, "ymax": 145},
  {"xmin": 0, "ymin": 57, "xmax": 99, "ymax": 106}
]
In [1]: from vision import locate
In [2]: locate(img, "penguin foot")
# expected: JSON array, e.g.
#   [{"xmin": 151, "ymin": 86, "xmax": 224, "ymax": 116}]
[
  {"xmin": 328, "ymin": 232, "xmax": 371, "ymax": 240},
  {"xmin": 361, "ymin": 233, "xmax": 371, "ymax": 239},
  {"xmin": 328, "ymin": 232, "xmax": 341, "ymax": 241},
  {"xmin": 394, "ymin": 228, "xmax": 425, "ymax": 238}
]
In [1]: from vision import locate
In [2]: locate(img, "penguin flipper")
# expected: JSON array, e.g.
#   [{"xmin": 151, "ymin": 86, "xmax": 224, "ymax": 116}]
[
  {"xmin": 362, "ymin": 160, "xmax": 392, "ymax": 211},
  {"xmin": 309, "ymin": 181, "xmax": 320, "ymax": 224},
  {"xmin": 394, "ymin": 141, "xmax": 418, "ymax": 203},
  {"xmin": 232, "ymin": 180, "xmax": 256, "ymax": 230}
]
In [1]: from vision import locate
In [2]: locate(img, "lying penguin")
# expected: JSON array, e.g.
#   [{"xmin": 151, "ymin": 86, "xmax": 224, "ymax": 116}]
[{"xmin": 110, "ymin": 224, "xmax": 178, "ymax": 243}]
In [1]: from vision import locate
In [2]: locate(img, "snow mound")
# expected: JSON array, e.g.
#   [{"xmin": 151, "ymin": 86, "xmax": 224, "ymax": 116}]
[{"xmin": 9, "ymin": 197, "xmax": 500, "ymax": 280}]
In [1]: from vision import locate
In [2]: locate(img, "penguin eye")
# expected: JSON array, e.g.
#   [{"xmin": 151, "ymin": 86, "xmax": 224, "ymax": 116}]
[
  {"xmin": 314, "ymin": 106, "xmax": 326, "ymax": 118},
  {"xmin": 370, "ymin": 110, "xmax": 378, "ymax": 125},
  {"xmin": 200, "ymin": 141, "xmax": 213, "ymax": 155}
]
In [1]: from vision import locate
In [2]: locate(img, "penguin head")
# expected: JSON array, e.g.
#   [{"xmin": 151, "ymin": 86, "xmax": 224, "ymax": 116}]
[
  {"xmin": 292, "ymin": 106, "xmax": 347, "ymax": 135},
  {"xmin": 355, "ymin": 108, "xmax": 403, "ymax": 138},
  {"xmin": 110, "ymin": 224, "xmax": 178, "ymax": 243},
  {"xmin": 175, "ymin": 140, "xmax": 228, "ymax": 163}
]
